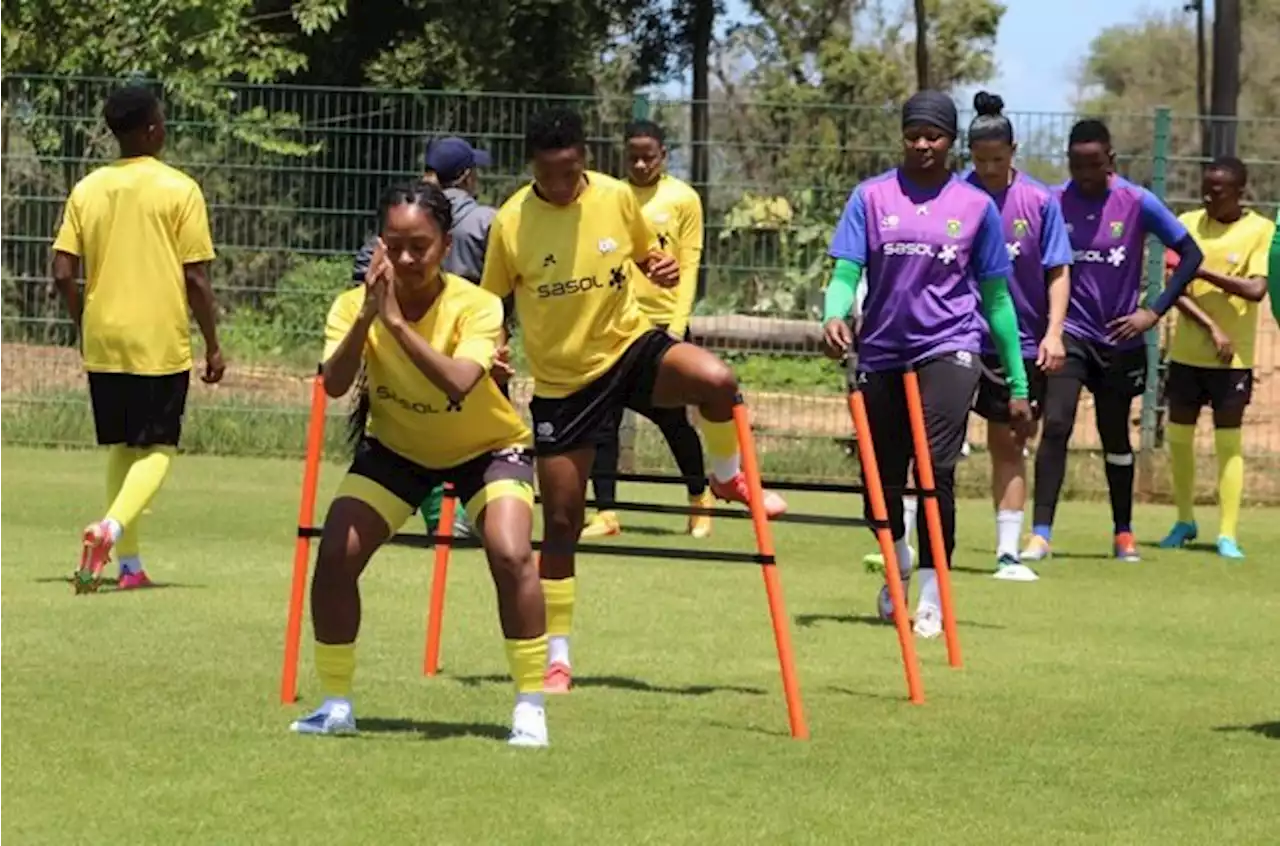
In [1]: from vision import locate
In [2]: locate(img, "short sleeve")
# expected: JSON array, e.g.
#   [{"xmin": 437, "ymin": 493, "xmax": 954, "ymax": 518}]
[
  {"xmin": 627, "ymin": 188, "xmax": 660, "ymax": 260},
  {"xmin": 1138, "ymin": 189, "xmax": 1189, "ymax": 248},
  {"xmin": 1244, "ymin": 218, "xmax": 1277, "ymax": 279},
  {"xmin": 829, "ymin": 186, "xmax": 868, "ymax": 263},
  {"xmin": 973, "ymin": 198, "xmax": 1013, "ymax": 281},
  {"xmin": 176, "ymin": 183, "xmax": 216, "ymax": 264},
  {"xmin": 453, "ymin": 293, "xmax": 502, "ymax": 369},
  {"xmin": 1039, "ymin": 195, "xmax": 1074, "ymax": 268},
  {"xmin": 52, "ymin": 194, "xmax": 82, "ymax": 256},
  {"xmin": 322, "ymin": 292, "xmax": 362, "ymax": 362},
  {"xmin": 479, "ymin": 214, "xmax": 516, "ymax": 299}
]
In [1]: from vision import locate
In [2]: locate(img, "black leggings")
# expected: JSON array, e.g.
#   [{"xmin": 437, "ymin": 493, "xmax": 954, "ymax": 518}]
[
  {"xmin": 591, "ymin": 406, "xmax": 707, "ymax": 508},
  {"xmin": 859, "ymin": 353, "xmax": 980, "ymax": 570}
]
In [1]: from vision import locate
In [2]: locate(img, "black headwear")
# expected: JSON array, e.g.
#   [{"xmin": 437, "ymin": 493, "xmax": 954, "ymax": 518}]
[{"xmin": 902, "ymin": 90, "xmax": 958, "ymax": 139}]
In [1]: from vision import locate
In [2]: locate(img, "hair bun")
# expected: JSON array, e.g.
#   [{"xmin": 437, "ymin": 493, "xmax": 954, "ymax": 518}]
[{"xmin": 973, "ymin": 91, "xmax": 1005, "ymax": 117}]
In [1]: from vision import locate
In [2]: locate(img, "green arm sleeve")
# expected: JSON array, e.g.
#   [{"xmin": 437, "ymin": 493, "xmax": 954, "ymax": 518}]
[
  {"xmin": 1269, "ymin": 217, "xmax": 1280, "ymax": 326},
  {"xmin": 823, "ymin": 259, "xmax": 864, "ymax": 322},
  {"xmin": 979, "ymin": 276, "xmax": 1029, "ymax": 400}
]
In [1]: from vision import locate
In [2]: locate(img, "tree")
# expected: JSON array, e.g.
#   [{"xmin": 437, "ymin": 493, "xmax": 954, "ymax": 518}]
[{"xmin": 914, "ymin": 0, "xmax": 930, "ymax": 90}]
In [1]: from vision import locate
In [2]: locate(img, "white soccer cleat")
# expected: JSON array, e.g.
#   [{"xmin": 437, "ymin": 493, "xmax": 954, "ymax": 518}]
[
  {"xmin": 508, "ymin": 701, "xmax": 549, "ymax": 748},
  {"xmin": 993, "ymin": 553, "xmax": 1039, "ymax": 582},
  {"xmin": 1020, "ymin": 536, "xmax": 1052, "ymax": 562},
  {"xmin": 913, "ymin": 603, "xmax": 943, "ymax": 639},
  {"xmin": 290, "ymin": 698, "xmax": 358, "ymax": 736}
]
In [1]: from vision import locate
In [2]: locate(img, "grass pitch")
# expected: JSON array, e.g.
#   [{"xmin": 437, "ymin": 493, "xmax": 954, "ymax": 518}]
[{"xmin": 2, "ymin": 446, "xmax": 1278, "ymax": 844}]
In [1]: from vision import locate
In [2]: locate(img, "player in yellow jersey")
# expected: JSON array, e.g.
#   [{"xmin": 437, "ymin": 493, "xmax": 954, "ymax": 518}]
[
  {"xmin": 292, "ymin": 182, "xmax": 549, "ymax": 746},
  {"xmin": 1159, "ymin": 157, "xmax": 1274, "ymax": 559},
  {"xmin": 52, "ymin": 85, "xmax": 223, "ymax": 594},
  {"xmin": 582, "ymin": 120, "xmax": 714, "ymax": 539},
  {"xmin": 482, "ymin": 108, "xmax": 788, "ymax": 693}
]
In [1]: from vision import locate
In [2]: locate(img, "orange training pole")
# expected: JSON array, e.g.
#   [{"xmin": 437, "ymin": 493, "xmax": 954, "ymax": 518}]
[
  {"xmin": 847, "ymin": 392, "xmax": 925, "ymax": 704},
  {"xmin": 901, "ymin": 371, "xmax": 962, "ymax": 668},
  {"xmin": 732, "ymin": 402, "xmax": 809, "ymax": 740},
  {"xmin": 281, "ymin": 372, "xmax": 330, "ymax": 705},
  {"xmin": 423, "ymin": 485, "xmax": 457, "ymax": 676}
]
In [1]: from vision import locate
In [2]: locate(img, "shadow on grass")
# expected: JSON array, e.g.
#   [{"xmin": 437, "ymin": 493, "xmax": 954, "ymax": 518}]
[
  {"xmin": 793, "ymin": 613, "xmax": 1005, "ymax": 630},
  {"xmin": 1214, "ymin": 721, "xmax": 1280, "ymax": 740},
  {"xmin": 824, "ymin": 685, "xmax": 911, "ymax": 702},
  {"xmin": 358, "ymin": 717, "xmax": 509, "ymax": 742},
  {"xmin": 34, "ymin": 576, "xmax": 205, "ymax": 591},
  {"xmin": 453, "ymin": 673, "xmax": 765, "ymax": 697},
  {"xmin": 1139, "ymin": 540, "xmax": 1217, "ymax": 553},
  {"xmin": 704, "ymin": 720, "xmax": 792, "ymax": 738}
]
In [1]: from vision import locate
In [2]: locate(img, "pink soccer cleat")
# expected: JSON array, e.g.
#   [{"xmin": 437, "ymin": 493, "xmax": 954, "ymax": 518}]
[
  {"xmin": 543, "ymin": 661, "xmax": 573, "ymax": 695},
  {"xmin": 709, "ymin": 473, "xmax": 788, "ymax": 518},
  {"xmin": 74, "ymin": 522, "xmax": 114, "ymax": 595},
  {"xmin": 118, "ymin": 570, "xmax": 154, "ymax": 590}
]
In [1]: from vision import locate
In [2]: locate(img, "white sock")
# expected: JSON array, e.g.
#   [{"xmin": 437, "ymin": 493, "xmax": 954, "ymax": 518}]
[
  {"xmin": 548, "ymin": 636, "xmax": 570, "ymax": 667},
  {"xmin": 103, "ymin": 518, "xmax": 123, "ymax": 544},
  {"xmin": 893, "ymin": 536, "xmax": 914, "ymax": 581},
  {"xmin": 996, "ymin": 510, "xmax": 1023, "ymax": 559},
  {"xmin": 917, "ymin": 569, "xmax": 939, "ymax": 611},
  {"xmin": 516, "ymin": 692, "xmax": 545, "ymax": 710},
  {"xmin": 119, "ymin": 555, "xmax": 142, "ymax": 575},
  {"xmin": 902, "ymin": 496, "xmax": 919, "ymax": 544},
  {"xmin": 711, "ymin": 455, "xmax": 740, "ymax": 483}
]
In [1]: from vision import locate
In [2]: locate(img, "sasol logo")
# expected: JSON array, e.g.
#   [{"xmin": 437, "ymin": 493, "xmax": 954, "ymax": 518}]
[
  {"xmin": 1073, "ymin": 246, "xmax": 1127, "ymax": 268},
  {"xmin": 883, "ymin": 242, "xmax": 957, "ymax": 265},
  {"xmin": 375, "ymin": 385, "xmax": 460, "ymax": 414},
  {"xmin": 1006, "ymin": 241, "xmax": 1022, "ymax": 260},
  {"xmin": 537, "ymin": 275, "xmax": 604, "ymax": 298}
]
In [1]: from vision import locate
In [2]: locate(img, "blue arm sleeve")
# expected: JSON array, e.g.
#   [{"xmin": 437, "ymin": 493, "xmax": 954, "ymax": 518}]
[
  {"xmin": 973, "ymin": 199, "xmax": 1014, "ymax": 281},
  {"xmin": 1150, "ymin": 235, "xmax": 1204, "ymax": 315},
  {"xmin": 1039, "ymin": 196, "xmax": 1074, "ymax": 268},
  {"xmin": 828, "ymin": 186, "xmax": 868, "ymax": 263}
]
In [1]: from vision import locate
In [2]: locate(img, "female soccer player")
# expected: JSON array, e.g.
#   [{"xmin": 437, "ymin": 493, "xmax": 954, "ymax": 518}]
[
  {"xmin": 481, "ymin": 107, "xmax": 787, "ymax": 692},
  {"xmin": 1159, "ymin": 157, "xmax": 1274, "ymax": 559},
  {"xmin": 292, "ymin": 182, "xmax": 549, "ymax": 747},
  {"xmin": 582, "ymin": 120, "xmax": 713, "ymax": 540},
  {"xmin": 964, "ymin": 92, "xmax": 1073, "ymax": 582},
  {"xmin": 821, "ymin": 90, "xmax": 1029, "ymax": 637},
  {"xmin": 1025, "ymin": 119, "xmax": 1203, "ymax": 563}
]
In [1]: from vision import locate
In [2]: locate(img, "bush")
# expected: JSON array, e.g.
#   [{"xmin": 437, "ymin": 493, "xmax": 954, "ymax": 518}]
[{"xmin": 221, "ymin": 256, "xmax": 351, "ymax": 362}]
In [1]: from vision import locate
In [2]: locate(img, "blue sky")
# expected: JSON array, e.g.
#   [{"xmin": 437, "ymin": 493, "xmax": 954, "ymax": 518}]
[{"xmin": 661, "ymin": 0, "xmax": 1187, "ymax": 114}]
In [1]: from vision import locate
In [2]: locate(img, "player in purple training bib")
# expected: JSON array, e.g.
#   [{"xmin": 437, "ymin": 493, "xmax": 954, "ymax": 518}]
[
  {"xmin": 1026, "ymin": 119, "xmax": 1203, "ymax": 563},
  {"xmin": 964, "ymin": 92, "xmax": 1073, "ymax": 583},
  {"xmin": 821, "ymin": 90, "xmax": 1030, "ymax": 639}
]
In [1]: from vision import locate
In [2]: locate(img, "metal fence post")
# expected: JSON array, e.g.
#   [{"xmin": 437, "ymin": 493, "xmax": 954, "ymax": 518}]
[{"xmin": 1138, "ymin": 106, "xmax": 1171, "ymax": 497}]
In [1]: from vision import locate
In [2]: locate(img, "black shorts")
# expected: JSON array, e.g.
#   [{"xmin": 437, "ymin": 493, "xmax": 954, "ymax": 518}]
[
  {"xmin": 1061, "ymin": 333, "xmax": 1148, "ymax": 399},
  {"xmin": 844, "ymin": 320, "xmax": 861, "ymax": 391},
  {"xmin": 529, "ymin": 329, "xmax": 678, "ymax": 455},
  {"xmin": 87, "ymin": 370, "xmax": 190, "ymax": 447},
  {"xmin": 1164, "ymin": 361, "xmax": 1253, "ymax": 412},
  {"xmin": 341, "ymin": 438, "xmax": 534, "ymax": 527},
  {"xmin": 653, "ymin": 322, "xmax": 693, "ymax": 344},
  {"xmin": 973, "ymin": 355, "xmax": 1048, "ymax": 423},
  {"xmin": 860, "ymin": 350, "xmax": 981, "ymax": 472}
]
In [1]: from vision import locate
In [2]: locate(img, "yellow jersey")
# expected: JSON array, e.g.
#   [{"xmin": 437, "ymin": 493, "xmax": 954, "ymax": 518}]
[
  {"xmin": 52, "ymin": 156, "xmax": 216, "ymax": 375},
  {"xmin": 630, "ymin": 174, "xmax": 703, "ymax": 335},
  {"xmin": 323, "ymin": 275, "xmax": 531, "ymax": 469},
  {"xmin": 1168, "ymin": 208, "xmax": 1275, "ymax": 369},
  {"xmin": 480, "ymin": 171, "xmax": 658, "ymax": 399}
]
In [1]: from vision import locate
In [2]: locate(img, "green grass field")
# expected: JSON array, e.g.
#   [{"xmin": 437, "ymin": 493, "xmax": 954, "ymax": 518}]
[{"xmin": 3, "ymin": 446, "xmax": 1278, "ymax": 844}]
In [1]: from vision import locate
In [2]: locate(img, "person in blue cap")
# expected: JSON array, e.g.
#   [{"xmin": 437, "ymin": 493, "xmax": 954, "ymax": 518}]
[{"xmin": 350, "ymin": 136, "xmax": 501, "ymax": 539}]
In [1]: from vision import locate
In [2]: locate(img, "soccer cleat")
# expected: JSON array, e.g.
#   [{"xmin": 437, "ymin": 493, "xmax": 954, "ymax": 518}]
[
  {"xmin": 877, "ymin": 582, "xmax": 912, "ymax": 622},
  {"xmin": 580, "ymin": 511, "xmax": 621, "ymax": 539},
  {"xmin": 1113, "ymin": 532, "xmax": 1140, "ymax": 563},
  {"xmin": 687, "ymin": 491, "xmax": 714, "ymax": 538},
  {"xmin": 74, "ymin": 522, "xmax": 114, "ymax": 595},
  {"xmin": 992, "ymin": 553, "xmax": 1039, "ymax": 582},
  {"xmin": 543, "ymin": 660, "xmax": 572, "ymax": 695},
  {"xmin": 862, "ymin": 546, "xmax": 915, "ymax": 576},
  {"xmin": 1158, "ymin": 521, "xmax": 1198, "ymax": 549},
  {"xmin": 913, "ymin": 602, "xmax": 942, "ymax": 639},
  {"xmin": 1021, "ymin": 535, "xmax": 1052, "ymax": 562},
  {"xmin": 1216, "ymin": 536, "xmax": 1245, "ymax": 560},
  {"xmin": 290, "ymin": 698, "xmax": 358, "ymax": 736},
  {"xmin": 507, "ymin": 701, "xmax": 549, "ymax": 748},
  {"xmin": 709, "ymin": 473, "xmax": 787, "ymax": 518},
  {"xmin": 117, "ymin": 570, "xmax": 154, "ymax": 590}
]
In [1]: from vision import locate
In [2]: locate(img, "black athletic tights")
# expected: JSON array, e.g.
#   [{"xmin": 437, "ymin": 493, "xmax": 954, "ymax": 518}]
[
  {"xmin": 592, "ymin": 407, "xmax": 707, "ymax": 508},
  {"xmin": 1033, "ymin": 374, "xmax": 1135, "ymax": 531}
]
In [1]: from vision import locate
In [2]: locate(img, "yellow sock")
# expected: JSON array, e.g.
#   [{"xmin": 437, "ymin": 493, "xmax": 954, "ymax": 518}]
[
  {"xmin": 541, "ymin": 577, "xmax": 576, "ymax": 638},
  {"xmin": 1166, "ymin": 423, "xmax": 1196, "ymax": 523},
  {"xmin": 701, "ymin": 418, "xmax": 740, "ymax": 481},
  {"xmin": 1214, "ymin": 428, "xmax": 1244, "ymax": 539},
  {"xmin": 104, "ymin": 446, "xmax": 175, "ymax": 535},
  {"xmin": 504, "ymin": 635, "xmax": 549, "ymax": 694},
  {"xmin": 105, "ymin": 445, "xmax": 141, "ymax": 557},
  {"xmin": 315, "ymin": 642, "xmax": 356, "ymax": 699}
]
